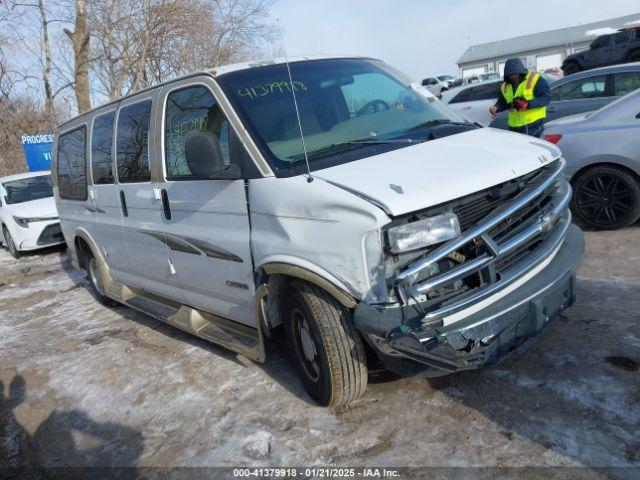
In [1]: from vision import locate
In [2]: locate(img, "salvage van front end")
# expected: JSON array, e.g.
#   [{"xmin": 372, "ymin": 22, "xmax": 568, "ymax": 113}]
[{"xmin": 245, "ymin": 128, "xmax": 583, "ymax": 380}]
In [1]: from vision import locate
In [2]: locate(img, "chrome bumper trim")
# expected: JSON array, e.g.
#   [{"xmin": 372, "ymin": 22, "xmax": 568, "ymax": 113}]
[{"xmin": 395, "ymin": 158, "xmax": 566, "ymax": 287}]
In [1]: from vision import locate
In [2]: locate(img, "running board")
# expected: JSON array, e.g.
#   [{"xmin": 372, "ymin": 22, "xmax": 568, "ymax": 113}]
[{"xmin": 122, "ymin": 288, "xmax": 266, "ymax": 363}]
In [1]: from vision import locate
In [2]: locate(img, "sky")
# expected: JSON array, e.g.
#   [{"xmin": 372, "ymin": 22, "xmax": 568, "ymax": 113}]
[{"xmin": 270, "ymin": 0, "xmax": 640, "ymax": 80}]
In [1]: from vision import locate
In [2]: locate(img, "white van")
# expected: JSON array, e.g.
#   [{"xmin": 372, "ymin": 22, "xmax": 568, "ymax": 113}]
[{"xmin": 53, "ymin": 56, "xmax": 584, "ymax": 406}]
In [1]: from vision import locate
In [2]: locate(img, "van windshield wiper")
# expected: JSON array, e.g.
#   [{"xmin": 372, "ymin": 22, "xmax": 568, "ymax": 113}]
[
  {"xmin": 288, "ymin": 137, "xmax": 418, "ymax": 162},
  {"xmin": 406, "ymin": 119, "xmax": 477, "ymax": 133}
]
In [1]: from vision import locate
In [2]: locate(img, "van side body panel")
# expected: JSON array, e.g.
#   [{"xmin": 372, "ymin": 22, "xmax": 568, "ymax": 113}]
[{"xmin": 248, "ymin": 175, "xmax": 390, "ymax": 302}]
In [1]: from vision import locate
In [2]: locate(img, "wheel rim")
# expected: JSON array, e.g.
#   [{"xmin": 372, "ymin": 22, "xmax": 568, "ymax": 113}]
[
  {"xmin": 291, "ymin": 308, "xmax": 321, "ymax": 383},
  {"xmin": 88, "ymin": 258, "xmax": 104, "ymax": 295},
  {"xmin": 576, "ymin": 173, "xmax": 635, "ymax": 227}
]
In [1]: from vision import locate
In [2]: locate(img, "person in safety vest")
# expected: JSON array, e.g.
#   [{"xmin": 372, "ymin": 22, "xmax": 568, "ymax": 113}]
[{"xmin": 489, "ymin": 58, "xmax": 551, "ymax": 137}]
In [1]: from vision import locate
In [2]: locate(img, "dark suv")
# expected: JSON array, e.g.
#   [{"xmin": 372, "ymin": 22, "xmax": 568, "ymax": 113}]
[{"xmin": 562, "ymin": 27, "xmax": 640, "ymax": 75}]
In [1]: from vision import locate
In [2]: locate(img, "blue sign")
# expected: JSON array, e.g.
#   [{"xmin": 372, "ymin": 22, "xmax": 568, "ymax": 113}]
[{"xmin": 21, "ymin": 134, "xmax": 54, "ymax": 172}]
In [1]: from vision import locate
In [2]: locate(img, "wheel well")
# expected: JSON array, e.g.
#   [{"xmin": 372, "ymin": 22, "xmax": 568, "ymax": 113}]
[
  {"xmin": 260, "ymin": 271, "xmax": 356, "ymax": 331},
  {"xmin": 570, "ymin": 162, "xmax": 640, "ymax": 186}
]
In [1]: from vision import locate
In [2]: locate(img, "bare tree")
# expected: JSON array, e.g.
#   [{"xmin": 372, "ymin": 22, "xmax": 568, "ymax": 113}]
[
  {"xmin": 65, "ymin": 0, "xmax": 91, "ymax": 112},
  {"xmin": 90, "ymin": 0, "xmax": 276, "ymax": 100}
]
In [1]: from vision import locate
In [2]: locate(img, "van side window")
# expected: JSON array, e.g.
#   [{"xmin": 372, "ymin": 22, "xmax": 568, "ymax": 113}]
[
  {"xmin": 165, "ymin": 85, "xmax": 231, "ymax": 179},
  {"xmin": 57, "ymin": 126, "xmax": 87, "ymax": 200},
  {"xmin": 117, "ymin": 100, "xmax": 152, "ymax": 183},
  {"xmin": 91, "ymin": 111, "xmax": 115, "ymax": 184}
]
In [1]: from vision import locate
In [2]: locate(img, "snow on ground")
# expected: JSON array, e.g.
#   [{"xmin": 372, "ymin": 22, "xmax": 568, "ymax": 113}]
[{"xmin": 1, "ymin": 228, "xmax": 639, "ymax": 472}]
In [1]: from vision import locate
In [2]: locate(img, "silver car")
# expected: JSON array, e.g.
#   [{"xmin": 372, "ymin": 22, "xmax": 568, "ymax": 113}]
[{"xmin": 541, "ymin": 88, "xmax": 640, "ymax": 230}]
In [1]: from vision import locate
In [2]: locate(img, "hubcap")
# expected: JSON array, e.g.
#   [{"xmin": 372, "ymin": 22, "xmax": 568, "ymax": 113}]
[
  {"xmin": 291, "ymin": 308, "xmax": 320, "ymax": 382},
  {"xmin": 89, "ymin": 258, "xmax": 103, "ymax": 295},
  {"xmin": 576, "ymin": 174, "xmax": 634, "ymax": 226}
]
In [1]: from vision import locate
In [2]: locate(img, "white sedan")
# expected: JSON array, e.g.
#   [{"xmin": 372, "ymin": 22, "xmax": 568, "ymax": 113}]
[
  {"xmin": 0, "ymin": 171, "xmax": 64, "ymax": 258},
  {"xmin": 441, "ymin": 79, "xmax": 503, "ymax": 126}
]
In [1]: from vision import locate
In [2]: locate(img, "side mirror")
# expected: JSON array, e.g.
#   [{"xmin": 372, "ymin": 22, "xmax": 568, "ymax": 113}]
[
  {"xmin": 636, "ymin": 112, "xmax": 640, "ymax": 119},
  {"xmin": 185, "ymin": 132, "xmax": 235, "ymax": 179}
]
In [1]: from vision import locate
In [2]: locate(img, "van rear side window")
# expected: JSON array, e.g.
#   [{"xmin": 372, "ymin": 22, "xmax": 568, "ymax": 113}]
[
  {"xmin": 57, "ymin": 126, "xmax": 87, "ymax": 200},
  {"xmin": 91, "ymin": 111, "xmax": 115, "ymax": 184},
  {"xmin": 117, "ymin": 100, "xmax": 152, "ymax": 183}
]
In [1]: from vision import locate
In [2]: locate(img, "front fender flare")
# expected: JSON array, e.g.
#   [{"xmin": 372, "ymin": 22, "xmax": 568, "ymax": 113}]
[{"xmin": 260, "ymin": 261, "xmax": 358, "ymax": 309}]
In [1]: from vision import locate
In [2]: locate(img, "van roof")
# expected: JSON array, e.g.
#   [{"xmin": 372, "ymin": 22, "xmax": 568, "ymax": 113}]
[{"xmin": 56, "ymin": 54, "xmax": 368, "ymax": 131}]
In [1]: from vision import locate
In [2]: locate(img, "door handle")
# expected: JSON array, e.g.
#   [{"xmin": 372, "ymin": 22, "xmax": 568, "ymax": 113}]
[
  {"xmin": 119, "ymin": 190, "xmax": 128, "ymax": 217},
  {"xmin": 161, "ymin": 189, "xmax": 171, "ymax": 221}
]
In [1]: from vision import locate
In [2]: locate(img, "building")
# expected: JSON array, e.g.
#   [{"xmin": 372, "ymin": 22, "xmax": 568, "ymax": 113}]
[{"xmin": 457, "ymin": 13, "xmax": 640, "ymax": 78}]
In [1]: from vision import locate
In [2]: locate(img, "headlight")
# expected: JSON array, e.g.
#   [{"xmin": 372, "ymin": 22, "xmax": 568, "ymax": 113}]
[
  {"xmin": 388, "ymin": 212, "xmax": 461, "ymax": 253},
  {"xmin": 12, "ymin": 216, "xmax": 58, "ymax": 228}
]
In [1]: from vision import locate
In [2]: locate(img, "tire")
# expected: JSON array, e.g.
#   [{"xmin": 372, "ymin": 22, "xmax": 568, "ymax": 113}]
[
  {"xmin": 628, "ymin": 50, "xmax": 640, "ymax": 63},
  {"xmin": 282, "ymin": 280, "xmax": 367, "ymax": 407},
  {"xmin": 571, "ymin": 166, "xmax": 640, "ymax": 230},
  {"xmin": 82, "ymin": 244, "xmax": 117, "ymax": 306},
  {"xmin": 562, "ymin": 61, "xmax": 581, "ymax": 76},
  {"xmin": 2, "ymin": 226, "xmax": 21, "ymax": 259}
]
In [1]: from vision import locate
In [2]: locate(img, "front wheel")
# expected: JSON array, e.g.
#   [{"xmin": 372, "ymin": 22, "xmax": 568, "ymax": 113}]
[
  {"xmin": 2, "ymin": 226, "xmax": 20, "ymax": 259},
  {"xmin": 571, "ymin": 166, "xmax": 640, "ymax": 230},
  {"xmin": 283, "ymin": 280, "xmax": 368, "ymax": 407}
]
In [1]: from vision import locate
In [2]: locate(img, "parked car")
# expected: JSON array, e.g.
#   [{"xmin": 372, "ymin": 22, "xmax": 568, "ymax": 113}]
[
  {"xmin": 53, "ymin": 55, "xmax": 584, "ymax": 407},
  {"xmin": 0, "ymin": 171, "xmax": 64, "ymax": 258},
  {"xmin": 436, "ymin": 74, "xmax": 455, "ymax": 88},
  {"xmin": 489, "ymin": 64, "xmax": 640, "ymax": 129},
  {"xmin": 421, "ymin": 76, "xmax": 447, "ymax": 97},
  {"xmin": 562, "ymin": 26, "xmax": 640, "ymax": 75},
  {"xmin": 541, "ymin": 88, "xmax": 640, "ymax": 230},
  {"xmin": 441, "ymin": 79, "xmax": 503, "ymax": 125},
  {"xmin": 442, "ymin": 74, "xmax": 557, "ymax": 126}
]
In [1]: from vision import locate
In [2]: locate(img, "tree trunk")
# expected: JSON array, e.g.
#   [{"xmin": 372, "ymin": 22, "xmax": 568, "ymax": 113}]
[
  {"xmin": 65, "ymin": 0, "xmax": 91, "ymax": 113},
  {"xmin": 37, "ymin": 0, "xmax": 55, "ymax": 126}
]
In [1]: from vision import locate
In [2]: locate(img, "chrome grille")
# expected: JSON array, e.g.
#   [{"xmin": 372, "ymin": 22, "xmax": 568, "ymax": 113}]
[{"xmin": 394, "ymin": 159, "xmax": 571, "ymax": 325}]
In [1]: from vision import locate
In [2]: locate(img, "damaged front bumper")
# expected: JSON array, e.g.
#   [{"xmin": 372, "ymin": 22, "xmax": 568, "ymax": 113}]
[{"xmin": 355, "ymin": 224, "xmax": 585, "ymax": 377}]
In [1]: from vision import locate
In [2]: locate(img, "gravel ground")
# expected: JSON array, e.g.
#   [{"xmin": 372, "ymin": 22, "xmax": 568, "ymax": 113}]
[{"xmin": 1, "ymin": 227, "xmax": 639, "ymax": 478}]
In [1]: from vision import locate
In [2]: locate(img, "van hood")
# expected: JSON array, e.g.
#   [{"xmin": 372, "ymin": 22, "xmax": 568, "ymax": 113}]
[
  {"xmin": 314, "ymin": 128, "xmax": 561, "ymax": 217},
  {"xmin": 3, "ymin": 196, "xmax": 58, "ymax": 218}
]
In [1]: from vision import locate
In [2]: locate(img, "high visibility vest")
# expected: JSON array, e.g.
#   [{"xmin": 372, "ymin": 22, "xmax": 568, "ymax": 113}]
[{"xmin": 501, "ymin": 71, "xmax": 547, "ymax": 127}]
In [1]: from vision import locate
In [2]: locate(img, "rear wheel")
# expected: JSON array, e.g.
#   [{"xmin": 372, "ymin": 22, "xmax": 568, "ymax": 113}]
[
  {"xmin": 282, "ymin": 280, "xmax": 367, "ymax": 407},
  {"xmin": 563, "ymin": 61, "xmax": 581, "ymax": 76},
  {"xmin": 572, "ymin": 166, "xmax": 640, "ymax": 230},
  {"xmin": 2, "ymin": 226, "xmax": 20, "ymax": 259},
  {"xmin": 82, "ymin": 244, "xmax": 117, "ymax": 306}
]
